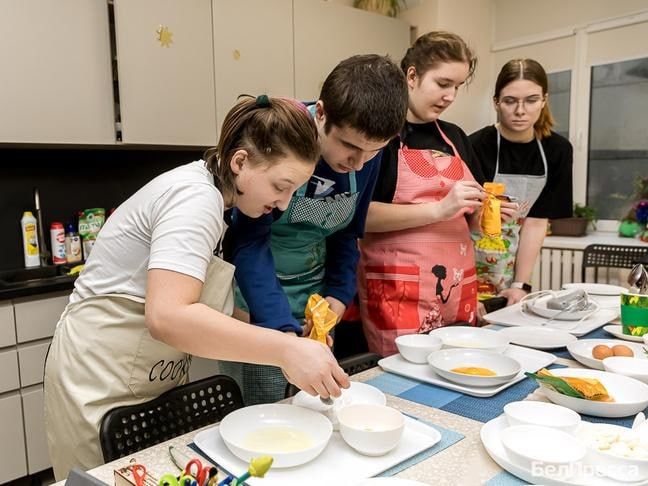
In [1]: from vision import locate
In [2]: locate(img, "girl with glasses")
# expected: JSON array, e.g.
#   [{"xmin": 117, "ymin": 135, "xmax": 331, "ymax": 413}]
[{"xmin": 470, "ymin": 59, "xmax": 574, "ymax": 312}]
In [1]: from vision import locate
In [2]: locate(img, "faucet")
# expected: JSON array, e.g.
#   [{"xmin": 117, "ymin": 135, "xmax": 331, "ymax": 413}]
[{"xmin": 33, "ymin": 188, "xmax": 50, "ymax": 267}]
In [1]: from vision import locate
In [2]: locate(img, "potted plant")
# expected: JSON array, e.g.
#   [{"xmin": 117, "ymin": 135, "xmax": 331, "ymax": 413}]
[{"xmin": 549, "ymin": 203, "xmax": 597, "ymax": 237}]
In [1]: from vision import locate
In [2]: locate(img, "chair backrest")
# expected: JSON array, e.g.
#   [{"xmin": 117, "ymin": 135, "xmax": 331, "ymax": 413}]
[
  {"xmin": 581, "ymin": 244, "xmax": 648, "ymax": 282},
  {"xmin": 99, "ymin": 375, "xmax": 243, "ymax": 462},
  {"xmin": 284, "ymin": 352, "xmax": 382, "ymax": 398}
]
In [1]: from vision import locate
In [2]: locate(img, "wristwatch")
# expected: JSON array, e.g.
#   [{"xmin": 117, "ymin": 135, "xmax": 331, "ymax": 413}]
[{"xmin": 511, "ymin": 281, "xmax": 532, "ymax": 293}]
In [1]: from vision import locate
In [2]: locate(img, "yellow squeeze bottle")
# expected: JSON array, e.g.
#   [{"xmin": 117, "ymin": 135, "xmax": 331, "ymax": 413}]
[{"xmin": 21, "ymin": 211, "xmax": 40, "ymax": 268}]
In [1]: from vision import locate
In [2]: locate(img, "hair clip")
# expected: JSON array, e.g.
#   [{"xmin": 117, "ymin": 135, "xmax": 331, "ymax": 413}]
[{"xmin": 255, "ymin": 94, "xmax": 270, "ymax": 108}]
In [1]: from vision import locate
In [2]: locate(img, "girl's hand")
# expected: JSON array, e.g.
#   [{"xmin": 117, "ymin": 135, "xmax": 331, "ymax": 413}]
[
  {"xmin": 281, "ymin": 337, "xmax": 349, "ymax": 398},
  {"xmin": 499, "ymin": 287, "xmax": 528, "ymax": 305},
  {"xmin": 436, "ymin": 180, "xmax": 484, "ymax": 220},
  {"xmin": 500, "ymin": 201, "xmax": 520, "ymax": 224}
]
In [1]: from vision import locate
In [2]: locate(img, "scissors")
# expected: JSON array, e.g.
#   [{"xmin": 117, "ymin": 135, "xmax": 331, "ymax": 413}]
[
  {"xmin": 183, "ymin": 458, "xmax": 218, "ymax": 486},
  {"xmin": 131, "ymin": 464, "xmax": 146, "ymax": 486}
]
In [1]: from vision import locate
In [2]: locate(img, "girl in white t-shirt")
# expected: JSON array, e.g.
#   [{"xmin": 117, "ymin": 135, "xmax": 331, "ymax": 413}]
[{"xmin": 44, "ymin": 95, "xmax": 349, "ymax": 479}]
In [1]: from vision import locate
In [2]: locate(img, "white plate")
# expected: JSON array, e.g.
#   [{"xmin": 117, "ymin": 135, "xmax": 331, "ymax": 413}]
[
  {"xmin": 562, "ymin": 283, "xmax": 627, "ymax": 296},
  {"xmin": 604, "ymin": 325, "xmax": 645, "ymax": 343},
  {"xmin": 483, "ymin": 303, "xmax": 619, "ymax": 336},
  {"xmin": 292, "ymin": 382, "xmax": 387, "ymax": 413},
  {"xmin": 537, "ymin": 368, "xmax": 648, "ymax": 418},
  {"xmin": 379, "ymin": 345, "xmax": 555, "ymax": 398},
  {"xmin": 481, "ymin": 414, "xmax": 648, "ymax": 485},
  {"xmin": 567, "ymin": 339, "xmax": 647, "ymax": 370},
  {"xmin": 527, "ymin": 292, "xmax": 599, "ymax": 321},
  {"xmin": 194, "ymin": 416, "xmax": 441, "ymax": 486},
  {"xmin": 499, "ymin": 326, "xmax": 577, "ymax": 350},
  {"xmin": 353, "ymin": 479, "xmax": 429, "ymax": 485},
  {"xmin": 429, "ymin": 326, "xmax": 509, "ymax": 353}
]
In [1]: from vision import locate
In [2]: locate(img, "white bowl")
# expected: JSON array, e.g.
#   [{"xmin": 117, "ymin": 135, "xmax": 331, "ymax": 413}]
[
  {"xmin": 576, "ymin": 422, "xmax": 648, "ymax": 482},
  {"xmin": 218, "ymin": 404, "xmax": 332, "ymax": 467},
  {"xmin": 395, "ymin": 333, "xmax": 443, "ymax": 363},
  {"xmin": 500, "ymin": 424, "xmax": 586, "ymax": 474},
  {"xmin": 292, "ymin": 382, "xmax": 387, "ymax": 430},
  {"xmin": 538, "ymin": 368, "xmax": 648, "ymax": 418},
  {"xmin": 430, "ymin": 326, "xmax": 509, "ymax": 353},
  {"xmin": 337, "ymin": 404, "xmax": 405, "ymax": 456},
  {"xmin": 603, "ymin": 356, "xmax": 648, "ymax": 384},
  {"xmin": 503, "ymin": 400, "xmax": 581, "ymax": 434},
  {"xmin": 427, "ymin": 348, "xmax": 521, "ymax": 387}
]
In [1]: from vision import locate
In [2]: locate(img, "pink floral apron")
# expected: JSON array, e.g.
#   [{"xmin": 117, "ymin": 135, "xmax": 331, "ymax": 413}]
[{"xmin": 358, "ymin": 122, "xmax": 478, "ymax": 357}]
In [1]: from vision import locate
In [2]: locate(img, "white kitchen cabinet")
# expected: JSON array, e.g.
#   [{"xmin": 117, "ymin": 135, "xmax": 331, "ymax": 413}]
[
  {"xmin": 113, "ymin": 0, "xmax": 218, "ymax": 145},
  {"xmin": 294, "ymin": 0, "xmax": 411, "ymax": 100},
  {"xmin": 0, "ymin": 393, "xmax": 28, "ymax": 483},
  {"xmin": 212, "ymin": 0, "xmax": 295, "ymax": 129},
  {"xmin": 22, "ymin": 385, "xmax": 50, "ymax": 474},
  {"xmin": 0, "ymin": 301, "xmax": 16, "ymax": 347},
  {"xmin": 0, "ymin": 0, "xmax": 115, "ymax": 144},
  {"xmin": 0, "ymin": 349, "xmax": 20, "ymax": 393},
  {"xmin": 18, "ymin": 340, "xmax": 50, "ymax": 387},
  {"xmin": 13, "ymin": 291, "xmax": 68, "ymax": 343}
]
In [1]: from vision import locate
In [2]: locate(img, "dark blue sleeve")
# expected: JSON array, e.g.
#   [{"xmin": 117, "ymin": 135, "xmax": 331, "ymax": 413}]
[
  {"xmin": 229, "ymin": 208, "xmax": 302, "ymax": 333},
  {"xmin": 323, "ymin": 152, "xmax": 382, "ymax": 305}
]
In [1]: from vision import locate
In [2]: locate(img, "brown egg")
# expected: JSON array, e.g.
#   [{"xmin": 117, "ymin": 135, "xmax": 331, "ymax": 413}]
[
  {"xmin": 592, "ymin": 344, "xmax": 614, "ymax": 360},
  {"xmin": 612, "ymin": 344, "xmax": 634, "ymax": 357}
]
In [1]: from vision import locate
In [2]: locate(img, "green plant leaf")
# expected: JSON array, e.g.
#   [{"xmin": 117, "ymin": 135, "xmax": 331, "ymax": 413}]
[{"xmin": 525, "ymin": 371, "xmax": 585, "ymax": 399}]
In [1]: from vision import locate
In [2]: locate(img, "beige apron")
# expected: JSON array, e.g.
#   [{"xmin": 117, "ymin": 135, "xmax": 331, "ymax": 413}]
[{"xmin": 44, "ymin": 256, "xmax": 234, "ymax": 480}]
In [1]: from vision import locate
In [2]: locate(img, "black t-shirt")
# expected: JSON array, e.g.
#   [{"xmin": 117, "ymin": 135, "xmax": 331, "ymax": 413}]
[
  {"xmin": 469, "ymin": 125, "xmax": 573, "ymax": 219},
  {"xmin": 372, "ymin": 119, "xmax": 486, "ymax": 203}
]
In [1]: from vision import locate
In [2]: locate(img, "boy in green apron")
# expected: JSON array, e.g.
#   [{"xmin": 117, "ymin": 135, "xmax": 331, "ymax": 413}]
[{"xmin": 225, "ymin": 55, "xmax": 409, "ymax": 404}]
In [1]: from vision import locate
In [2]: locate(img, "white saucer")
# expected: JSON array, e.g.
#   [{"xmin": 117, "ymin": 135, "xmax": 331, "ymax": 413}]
[
  {"xmin": 562, "ymin": 283, "xmax": 627, "ymax": 296},
  {"xmin": 498, "ymin": 326, "xmax": 577, "ymax": 349},
  {"xmin": 567, "ymin": 338, "xmax": 648, "ymax": 370},
  {"xmin": 604, "ymin": 325, "xmax": 645, "ymax": 343},
  {"xmin": 481, "ymin": 414, "xmax": 648, "ymax": 485}
]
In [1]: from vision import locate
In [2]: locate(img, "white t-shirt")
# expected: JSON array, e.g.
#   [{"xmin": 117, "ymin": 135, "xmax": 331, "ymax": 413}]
[{"xmin": 70, "ymin": 161, "xmax": 224, "ymax": 303}]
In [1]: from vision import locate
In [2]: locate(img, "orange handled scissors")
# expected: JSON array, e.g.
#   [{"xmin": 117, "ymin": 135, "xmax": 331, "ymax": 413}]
[{"xmin": 131, "ymin": 463, "xmax": 146, "ymax": 486}]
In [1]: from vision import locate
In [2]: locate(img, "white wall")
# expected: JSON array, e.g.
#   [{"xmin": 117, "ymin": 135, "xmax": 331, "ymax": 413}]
[{"xmin": 398, "ymin": 0, "xmax": 495, "ymax": 134}]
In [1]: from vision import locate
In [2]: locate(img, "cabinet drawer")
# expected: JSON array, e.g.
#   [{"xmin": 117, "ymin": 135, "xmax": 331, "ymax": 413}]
[
  {"xmin": 14, "ymin": 292, "xmax": 68, "ymax": 343},
  {"xmin": 0, "ymin": 300, "xmax": 16, "ymax": 347},
  {"xmin": 22, "ymin": 386, "xmax": 51, "ymax": 474},
  {"xmin": 0, "ymin": 393, "xmax": 27, "ymax": 483},
  {"xmin": 18, "ymin": 341, "xmax": 50, "ymax": 387},
  {"xmin": 0, "ymin": 348, "xmax": 20, "ymax": 393}
]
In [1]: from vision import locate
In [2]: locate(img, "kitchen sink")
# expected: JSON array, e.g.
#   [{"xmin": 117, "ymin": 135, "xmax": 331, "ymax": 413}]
[{"xmin": 0, "ymin": 265, "xmax": 74, "ymax": 287}]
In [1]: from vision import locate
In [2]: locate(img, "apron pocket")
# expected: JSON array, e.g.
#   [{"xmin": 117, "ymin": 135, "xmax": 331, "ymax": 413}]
[{"xmin": 365, "ymin": 265, "xmax": 420, "ymax": 331}]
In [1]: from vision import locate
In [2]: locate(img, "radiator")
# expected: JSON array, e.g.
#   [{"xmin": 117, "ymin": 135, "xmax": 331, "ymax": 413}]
[{"xmin": 532, "ymin": 246, "xmax": 626, "ymax": 290}]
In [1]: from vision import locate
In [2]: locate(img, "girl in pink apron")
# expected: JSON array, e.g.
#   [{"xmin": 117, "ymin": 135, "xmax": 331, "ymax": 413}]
[
  {"xmin": 358, "ymin": 32, "xmax": 516, "ymax": 357},
  {"xmin": 470, "ymin": 59, "xmax": 573, "ymax": 310}
]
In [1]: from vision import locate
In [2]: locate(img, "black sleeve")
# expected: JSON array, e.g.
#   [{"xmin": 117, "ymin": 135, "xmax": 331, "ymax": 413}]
[
  {"xmin": 458, "ymin": 129, "xmax": 486, "ymax": 185},
  {"xmin": 528, "ymin": 134, "xmax": 574, "ymax": 219},
  {"xmin": 371, "ymin": 137, "xmax": 399, "ymax": 203},
  {"xmin": 469, "ymin": 126, "xmax": 498, "ymax": 182}
]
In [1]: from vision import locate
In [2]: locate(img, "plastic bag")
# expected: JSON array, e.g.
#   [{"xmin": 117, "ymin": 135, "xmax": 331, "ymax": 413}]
[{"xmin": 304, "ymin": 294, "xmax": 338, "ymax": 344}]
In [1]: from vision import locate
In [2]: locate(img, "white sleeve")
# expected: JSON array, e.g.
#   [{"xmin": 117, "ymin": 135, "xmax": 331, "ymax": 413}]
[{"xmin": 147, "ymin": 182, "xmax": 224, "ymax": 282}]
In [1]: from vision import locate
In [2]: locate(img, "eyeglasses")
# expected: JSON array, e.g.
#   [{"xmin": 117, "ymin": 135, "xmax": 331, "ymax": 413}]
[{"xmin": 496, "ymin": 96, "xmax": 545, "ymax": 111}]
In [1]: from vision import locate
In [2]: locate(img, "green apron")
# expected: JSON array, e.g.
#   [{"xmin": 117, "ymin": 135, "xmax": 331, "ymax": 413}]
[{"xmin": 226, "ymin": 171, "xmax": 358, "ymax": 404}]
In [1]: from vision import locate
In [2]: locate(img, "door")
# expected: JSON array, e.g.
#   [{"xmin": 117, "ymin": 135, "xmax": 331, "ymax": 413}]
[{"xmin": 113, "ymin": 0, "xmax": 218, "ymax": 145}]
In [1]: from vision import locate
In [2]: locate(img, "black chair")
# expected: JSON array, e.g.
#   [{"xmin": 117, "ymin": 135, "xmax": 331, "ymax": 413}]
[
  {"xmin": 99, "ymin": 375, "xmax": 243, "ymax": 462},
  {"xmin": 284, "ymin": 352, "xmax": 382, "ymax": 398},
  {"xmin": 581, "ymin": 244, "xmax": 648, "ymax": 282}
]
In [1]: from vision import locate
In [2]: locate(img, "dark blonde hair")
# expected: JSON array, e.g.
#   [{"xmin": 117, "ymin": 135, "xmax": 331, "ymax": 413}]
[
  {"xmin": 494, "ymin": 59, "xmax": 555, "ymax": 138},
  {"xmin": 401, "ymin": 31, "xmax": 477, "ymax": 84},
  {"xmin": 204, "ymin": 96, "xmax": 319, "ymax": 201}
]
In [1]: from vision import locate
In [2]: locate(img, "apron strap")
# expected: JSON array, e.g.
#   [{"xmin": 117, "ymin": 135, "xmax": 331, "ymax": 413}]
[{"xmin": 434, "ymin": 121, "xmax": 460, "ymax": 157}]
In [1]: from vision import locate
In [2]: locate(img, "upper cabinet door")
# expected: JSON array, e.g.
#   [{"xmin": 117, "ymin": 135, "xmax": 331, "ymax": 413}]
[
  {"xmin": 212, "ymin": 0, "xmax": 294, "ymax": 129},
  {"xmin": 114, "ymin": 0, "xmax": 217, "ymax": 146},
  {"xmin": 0, "ymin": 0, "xmax": 115, "ymax": 144},
  {"xmin": 294, "ymin": 0, "xmax": 411, "ymax": 101}
]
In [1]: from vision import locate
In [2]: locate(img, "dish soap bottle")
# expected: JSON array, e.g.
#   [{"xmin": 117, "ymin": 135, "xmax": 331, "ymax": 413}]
[
  {"xmin": 21, "ymin": 211, "xmax": 40, "ymax": 267},
  {"xmin": 64, "ymin": 222, "xmax": 82, "ymax": 264}
]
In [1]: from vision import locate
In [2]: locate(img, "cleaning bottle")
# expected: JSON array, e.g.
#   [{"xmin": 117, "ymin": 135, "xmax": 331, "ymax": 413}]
[
  {"xmin": 21, "ymin": 211, "xmax": 40, "ymax": 267},
  {"xmin": 64, "ymin": 222, "xmax": 82, "ymax": 264}
]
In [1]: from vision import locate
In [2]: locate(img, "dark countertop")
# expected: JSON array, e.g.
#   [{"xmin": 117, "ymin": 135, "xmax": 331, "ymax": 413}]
[{"xmin": 0, "ymin": 265, "xmax": 77, "ymax": 300}]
